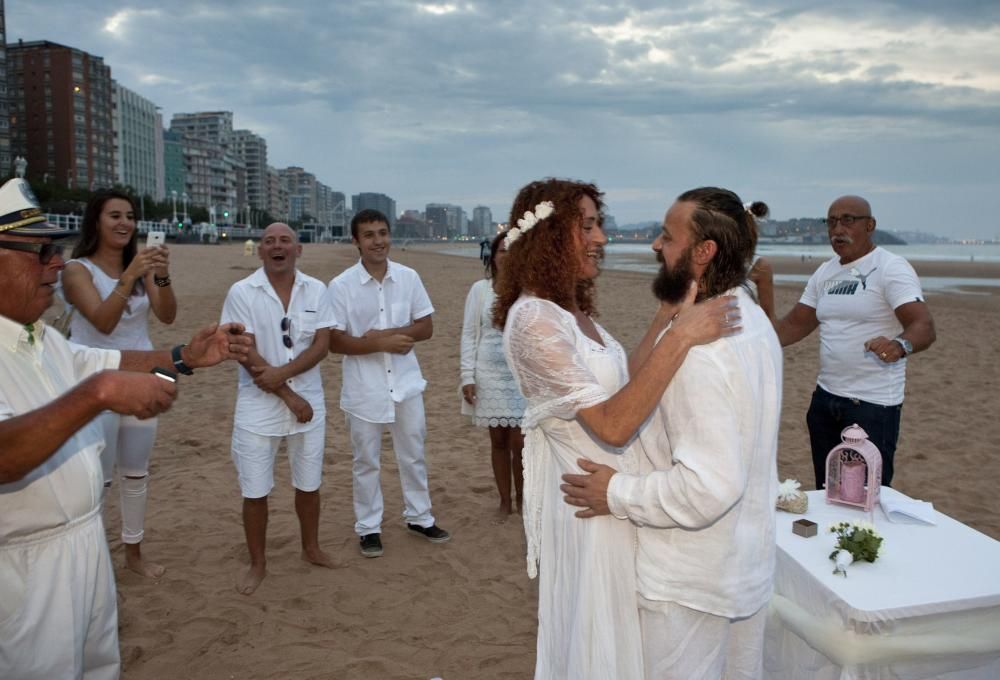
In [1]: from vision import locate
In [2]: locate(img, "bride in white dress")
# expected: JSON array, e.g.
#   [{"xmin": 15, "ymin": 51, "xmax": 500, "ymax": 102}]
[{"xmin": 495, "ymin": 179, "xmax": 740, "ymax": 679}]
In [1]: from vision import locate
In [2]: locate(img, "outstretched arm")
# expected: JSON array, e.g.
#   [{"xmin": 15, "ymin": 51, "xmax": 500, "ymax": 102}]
[
  {"xmin": 0, "ymin": 370, "xmax": 176, "ymax": 483},
  {"xmin": 119, "ymin": 322, "xmax": 250, "ymax": 372},
  {"xmin": 748, "ymin": 258, "xmax": 818, "ymax": 346},
  {"xmin": 772, "ymin": 303, "xmax": 819, "ymax": 347}
]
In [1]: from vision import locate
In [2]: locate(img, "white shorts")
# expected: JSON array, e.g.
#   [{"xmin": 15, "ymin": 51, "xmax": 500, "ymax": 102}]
[{"xmin": 230, "ymin": 423, "xmax": 326, "ymax": 499}]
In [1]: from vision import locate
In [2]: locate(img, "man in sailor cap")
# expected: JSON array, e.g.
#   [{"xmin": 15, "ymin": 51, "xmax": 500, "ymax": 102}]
[{"xmin": 0, "ymin": 178, "xmax": 250, "ymax": 680}]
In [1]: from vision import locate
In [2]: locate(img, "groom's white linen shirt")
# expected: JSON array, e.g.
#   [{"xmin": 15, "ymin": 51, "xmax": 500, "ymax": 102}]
[
  {"xmin": 326, "ymin": 259, "xmax": 434, "ymax": 423},
  {"xmin": 607, "ymin": 286, "xmax": 782, "ymax": 618}
]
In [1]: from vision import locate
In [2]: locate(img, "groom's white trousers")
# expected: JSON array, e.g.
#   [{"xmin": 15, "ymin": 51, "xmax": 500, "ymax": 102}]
[{"xmin": 640, "ymin": 596, "xmax": 766, "ymax": 680}]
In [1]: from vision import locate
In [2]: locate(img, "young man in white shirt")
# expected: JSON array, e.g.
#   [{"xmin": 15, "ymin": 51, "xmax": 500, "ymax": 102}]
[
  {"xmin": 562, "ymin": 188, "xmax": 782, "ymax": 679},
  {"xmin": 754, "ymin": 195, "xmax": 936, "ymax": 488},
  {"xmin": 327, "ymin": 209, "xmax": 450, "ymax": 558},
  {"xmin": 220, "ymin": 223, "xmax": 337, "ymax": 595}
]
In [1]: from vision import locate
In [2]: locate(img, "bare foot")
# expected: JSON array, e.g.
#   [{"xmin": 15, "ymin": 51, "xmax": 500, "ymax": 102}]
[
  {"xmin": 125, "ymin": 546, "xmax": 166, "ymax": 579},
  {"xmin": 491, "ymin": 507, "xmax": 509, "ymax": 525},
  {"xmin": 236, "ymin": 564, "xmax": 267, "ymax": 596},
  {"xmin": 301, "ymin": 548, "xmax": 338, "ymax": 569}
]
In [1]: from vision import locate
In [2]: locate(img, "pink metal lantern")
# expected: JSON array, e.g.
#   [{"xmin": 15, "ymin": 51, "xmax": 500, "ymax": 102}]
[{"xmin": 825, "ymin": 424, "xmax": 882, "ymax": 512}]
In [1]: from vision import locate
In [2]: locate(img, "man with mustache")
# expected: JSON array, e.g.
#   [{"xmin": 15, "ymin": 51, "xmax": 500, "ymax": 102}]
[
  {"xmin": 756, "ymin": 195, "xmax": 936, "ymax": 489},
  {"xmin": 0, "ymin": 177, "xmax": 250, "ymax": 679},
  {"xmin": 562, "ymin": 187, "xmax": 782, "ymax": 679}
]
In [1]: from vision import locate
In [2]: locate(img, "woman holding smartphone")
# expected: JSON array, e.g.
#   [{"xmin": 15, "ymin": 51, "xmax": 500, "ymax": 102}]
[{"xmin": 62, "ymin": 189, "xmax": 176, "ymax": 577}]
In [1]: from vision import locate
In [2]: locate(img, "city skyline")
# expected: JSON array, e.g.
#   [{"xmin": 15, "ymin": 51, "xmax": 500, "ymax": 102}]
[{"xmin": 8, "ymin": 1, "xmax": 1000, "ymax": 239}]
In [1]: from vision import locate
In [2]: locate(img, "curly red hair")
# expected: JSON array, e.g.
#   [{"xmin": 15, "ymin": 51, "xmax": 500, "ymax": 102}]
[{"xmin": 492, "ymin": 178, "xmax": 604, "ymax": 329}]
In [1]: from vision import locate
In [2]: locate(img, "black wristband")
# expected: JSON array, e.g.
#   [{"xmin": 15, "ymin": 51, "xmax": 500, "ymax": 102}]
[
  {"xmin": 171, "ymin": 344, "xmax": 194, "ymax": 375},
  {"xmin": 154, "ymin": 274, "xmax": 171, "ymax": 287}
]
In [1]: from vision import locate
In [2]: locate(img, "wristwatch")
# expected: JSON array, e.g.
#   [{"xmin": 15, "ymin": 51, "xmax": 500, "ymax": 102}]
[
  {"xmin": 171, "ymin": 344, "xmax": 194, "ymax": 375},
  {"xmin": 893, "ymin": 336, "xmax": 913, "ymax": 357}
]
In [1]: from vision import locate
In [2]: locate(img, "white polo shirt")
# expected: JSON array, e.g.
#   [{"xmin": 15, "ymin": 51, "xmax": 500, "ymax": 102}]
[
  {"xmin": 0, "ymin": 315, "xmax": 119, "ymax": 541},
  {"xmin": 327, "ymin": 259, "xmax": 434, "ymax": 424},
  {"xmin": 220, "ymin": 267, "xmax": 336, "ymax": 436}
]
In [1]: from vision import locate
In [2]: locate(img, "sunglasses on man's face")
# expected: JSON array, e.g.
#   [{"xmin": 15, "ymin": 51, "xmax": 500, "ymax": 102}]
[
  {"xmin": 0, "ymin": 240, "xmax": 65, "ymax": 264},
  {"xmin": 281, "ymin": 316, "xmax": 293, "ymax": 348}
]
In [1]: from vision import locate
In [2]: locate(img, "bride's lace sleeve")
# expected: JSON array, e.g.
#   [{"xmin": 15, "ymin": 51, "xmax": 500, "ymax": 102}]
[{"xmin": 503, "ymin": 298, "xmax": 609, "ymax": 427}]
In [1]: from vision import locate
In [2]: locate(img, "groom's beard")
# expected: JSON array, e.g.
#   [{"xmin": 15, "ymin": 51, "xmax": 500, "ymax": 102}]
[{"xmin": 652, "ymin": 247, "xmax": 696, "ymax": 304}]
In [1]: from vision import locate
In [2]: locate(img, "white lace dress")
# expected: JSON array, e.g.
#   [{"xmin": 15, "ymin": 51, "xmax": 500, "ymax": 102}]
[
  {"xmin": 460, "ymin": 279, "xmax": 526, "ymax": 427},
  {"xmin": 503, "ymin": 295, "xmax": 643, "ymax": 680}
]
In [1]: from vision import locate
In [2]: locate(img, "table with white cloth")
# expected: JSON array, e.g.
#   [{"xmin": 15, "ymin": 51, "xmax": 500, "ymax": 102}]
[{"xmin": 763, "ymin": 489, "xmax": 1000, "ymax": 680}]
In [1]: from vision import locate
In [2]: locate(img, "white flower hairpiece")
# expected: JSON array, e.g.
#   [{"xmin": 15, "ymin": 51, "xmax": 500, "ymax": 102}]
[{"xmin": 505, "ymin": 201, "xmax": 555, "ymax": 248}]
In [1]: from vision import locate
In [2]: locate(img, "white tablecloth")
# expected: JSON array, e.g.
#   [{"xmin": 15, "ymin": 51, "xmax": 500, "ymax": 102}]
[{"xmin": 763, "ymin": 489, "xmax": 1000, "ymax": 680}]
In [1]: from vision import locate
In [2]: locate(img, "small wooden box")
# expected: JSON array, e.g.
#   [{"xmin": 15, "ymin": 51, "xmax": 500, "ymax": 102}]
[{"xmin": 792, "ymin": 519, "xmax": 818, "ymax": 538}]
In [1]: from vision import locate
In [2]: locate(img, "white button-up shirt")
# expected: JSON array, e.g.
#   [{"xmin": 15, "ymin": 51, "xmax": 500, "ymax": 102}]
[
  {"xmin": 607, "ymin": 287, "xmax": 782, "ymax": 619},
  {"xmin": 220, "ymin": 267, "xmax": 336, "ymax": 436},
  {"xmin": 0, "ymin": 315, "xmax": 119, "ymax": 542},
  {"xmin": 327, "ymin": 259, "xmax": 434, "ymax": 423}
]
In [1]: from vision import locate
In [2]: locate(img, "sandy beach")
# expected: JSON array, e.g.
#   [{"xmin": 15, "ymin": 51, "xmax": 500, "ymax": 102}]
[{"xmin": 71, "ymin": 243, "xmax": 999, "ymax": 679}]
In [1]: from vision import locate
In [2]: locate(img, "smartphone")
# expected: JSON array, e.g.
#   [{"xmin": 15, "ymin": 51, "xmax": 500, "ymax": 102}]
[
  {"xmin": 151, "ymin": 367, "xmax": 177, "ymax": 383},
  {"xmin": 146, "ymin": 231, "xmax": 166, "ymax": 248}
]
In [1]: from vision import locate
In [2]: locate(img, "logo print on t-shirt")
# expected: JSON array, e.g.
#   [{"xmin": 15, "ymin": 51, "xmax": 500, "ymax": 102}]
[
  {"xmin": 849, "ymin": 266, "xmax": 878, "ymax": 290},
  {"xmin": 823, "ymin": 278, "xmax": 860, "ymax": 295},
  {"xmin": 822, "ymin": 265, "xmax": 878, "ymax": 296}
]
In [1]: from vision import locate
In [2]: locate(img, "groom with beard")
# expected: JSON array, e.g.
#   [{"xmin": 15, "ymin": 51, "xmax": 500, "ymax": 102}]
[{"xmin": 562, "ymin": 187, "xmax": 782, "ymax": 680}]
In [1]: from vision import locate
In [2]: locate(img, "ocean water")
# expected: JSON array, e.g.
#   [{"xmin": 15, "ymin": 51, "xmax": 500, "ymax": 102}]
[{"xmin": 440, "ymin": 242, "xmax": 1000, "ymax": 293}]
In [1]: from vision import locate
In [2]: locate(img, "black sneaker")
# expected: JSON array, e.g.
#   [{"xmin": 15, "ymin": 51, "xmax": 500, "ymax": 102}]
[
  {"xmin": 407, "ymin": 523, "xmax": 451, "ymax": 543},
  {"xmin": 359, "ymin": 533, "xmax": 383, "ymax": 558}
]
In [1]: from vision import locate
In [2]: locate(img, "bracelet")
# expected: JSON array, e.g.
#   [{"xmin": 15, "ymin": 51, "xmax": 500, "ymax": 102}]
[
  {"xmin": 112, "ymin": 287, "xmax": 130, "ymax": 302},
  {"xmin": 154, "ymin": 275, "xmax": 172, "ymax": 287}
]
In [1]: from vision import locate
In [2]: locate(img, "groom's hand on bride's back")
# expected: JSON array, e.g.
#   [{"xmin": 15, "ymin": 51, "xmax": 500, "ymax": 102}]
[{"xmin": 561, "ymin": 459, "xmax": 616, "ymax": 518}]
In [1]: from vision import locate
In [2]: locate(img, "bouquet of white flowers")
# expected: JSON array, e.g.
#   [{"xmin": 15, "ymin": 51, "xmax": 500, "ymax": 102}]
[{"xmin": 829, "ymin": 520, "xmax": 884, "ymax": 576}]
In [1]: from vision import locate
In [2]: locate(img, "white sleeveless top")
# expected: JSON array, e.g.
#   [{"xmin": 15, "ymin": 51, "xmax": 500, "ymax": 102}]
[{"xmin": 66, "ymin": 257, "xmax": 154, "ymax": 351}]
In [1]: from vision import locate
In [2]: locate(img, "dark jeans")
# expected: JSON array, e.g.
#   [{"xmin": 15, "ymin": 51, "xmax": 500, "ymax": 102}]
[{"xmin": 806, "ymin": 385, "xmax": 902, "ymax": 489}]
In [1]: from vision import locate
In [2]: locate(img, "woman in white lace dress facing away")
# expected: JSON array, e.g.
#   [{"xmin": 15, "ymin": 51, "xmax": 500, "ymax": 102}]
[
  {"xmin": 494, "ymin": 178, "xmax": 741, "ymax": 679},
  {"xmin": 61, "ymin": 189, "xmax": 176, "ymax": 578},
  {"xmin": 460, "ymin": 231, "xmax": 527, "ymax": 524}
]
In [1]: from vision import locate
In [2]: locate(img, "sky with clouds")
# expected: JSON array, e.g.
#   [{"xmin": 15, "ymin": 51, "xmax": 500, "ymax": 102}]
[{"xmin": 8, "ymin": 1, "xmax": 1000, "ymax": 239}]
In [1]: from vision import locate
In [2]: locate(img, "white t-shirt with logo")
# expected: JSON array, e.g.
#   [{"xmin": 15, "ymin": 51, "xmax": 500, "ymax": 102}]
[{"xmin": 800, "ymin": 247, "xmax": 924, "ymax": 406}]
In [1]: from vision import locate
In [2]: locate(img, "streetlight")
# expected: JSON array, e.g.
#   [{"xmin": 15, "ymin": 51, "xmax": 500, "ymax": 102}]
[
  {"xmin": 181, "ymin": 192, "xmax": 189, "ymax": 223},
  {"xmin": 171, "ymin": 190, "xmax": 178, "ymax": 223}
]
